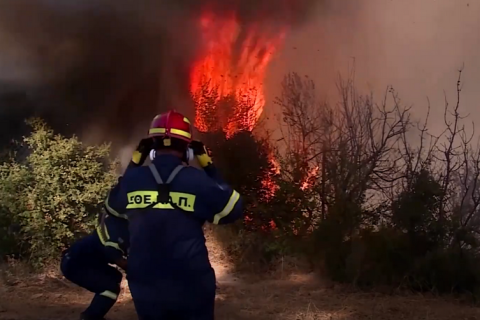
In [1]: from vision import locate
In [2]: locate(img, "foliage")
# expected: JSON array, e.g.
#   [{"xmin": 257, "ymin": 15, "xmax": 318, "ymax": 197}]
[{"xmin": 0, "ymin": 118, "xmax": 118, "ymax": 266}]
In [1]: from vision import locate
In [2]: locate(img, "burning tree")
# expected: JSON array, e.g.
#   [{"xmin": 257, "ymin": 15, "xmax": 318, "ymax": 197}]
[
  {"xmin": 272, "ymin": 72, "xmax": 410, "ymax": 238},
  {"xmin": 190, "ymin": 10, "xmax": 284, "ymax": 137},
  {"xmin": 183, "ymin": 16, "xmax": 283, "ymax": 259},
  {"xmin": 189, "ymin": 9, "xmax": 284, "ymax": 234}
]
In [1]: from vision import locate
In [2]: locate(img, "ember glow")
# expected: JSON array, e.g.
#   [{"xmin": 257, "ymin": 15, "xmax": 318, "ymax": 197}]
[
  {"xmin": 190, "ymin": 10, "xmax": 286, "ymax": 136},
  {"xmin": 301, "ymin": 166, "xmax": 320, "ymax": 190}
]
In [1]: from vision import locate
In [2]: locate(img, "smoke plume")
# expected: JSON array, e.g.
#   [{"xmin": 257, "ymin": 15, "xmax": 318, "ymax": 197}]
[
  {"xmin": 266, "ymin": 0, "xmax": 480, "ymax": 138},
  {"xmin": 0, "ymin": 0, "xmax": 320, "ymax": 150}
]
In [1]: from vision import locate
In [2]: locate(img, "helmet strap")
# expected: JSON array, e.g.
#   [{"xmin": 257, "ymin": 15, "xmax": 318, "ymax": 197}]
[{"xmin": 181, "ymin": 147, "xmax": 189, "ymax": 164}]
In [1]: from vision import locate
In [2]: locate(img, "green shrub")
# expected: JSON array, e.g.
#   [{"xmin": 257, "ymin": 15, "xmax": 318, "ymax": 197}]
[{"xmin": 0, "ymin": 118, "xmax": 118, "ymax": 267}]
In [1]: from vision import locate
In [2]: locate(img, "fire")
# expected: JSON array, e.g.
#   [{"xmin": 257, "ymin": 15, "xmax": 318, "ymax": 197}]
[
  {"xmin": 189, "ymin": 9, "xmax": 288, "ymax": 232},
  {"xmin": 190, "ymin": 10, "xmax": 285, "ymax": 136},
  {"xmin": 301, "ymin": 166, "xmax": 319, "ymax": 190}
]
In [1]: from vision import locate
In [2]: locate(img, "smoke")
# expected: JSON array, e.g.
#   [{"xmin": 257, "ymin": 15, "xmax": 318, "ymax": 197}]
[
  {"xmin": 266, "ymin": 0, "xmax": 480, "ymax": 137},
  {"xmin": 4, "ymin": 0, "xmax": 476, "ymax": 157},
  {"xmin": 0, "ymin": 0, "xmax": 320, "ymax": 151}
]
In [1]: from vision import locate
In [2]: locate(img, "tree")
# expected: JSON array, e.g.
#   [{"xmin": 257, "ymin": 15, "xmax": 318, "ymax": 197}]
[{"xmin": 274, "ymin": 72, "xmax": 410, "ymax": 237}]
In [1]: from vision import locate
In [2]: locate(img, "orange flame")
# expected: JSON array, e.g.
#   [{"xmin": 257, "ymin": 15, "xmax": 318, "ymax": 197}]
[
  {"xmin": 190, "ymin": 10, "xmax": 287, "ymax": 232},
  {"xmin": 301, "ymin": 166, "xmax": 320, "ymax": 190},
  {"xmin": 261, "ymin": 156, "xmax": 280, "ymax": 199},
  {"xmin": 190, "ymin": 10, "xmax": 285, "ymax": 136}
]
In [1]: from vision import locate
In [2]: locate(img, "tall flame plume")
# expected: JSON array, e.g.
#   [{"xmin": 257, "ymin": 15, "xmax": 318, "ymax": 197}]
[{"xmin": 190, "ymin": 10, "xmax": 285, "ymax": 136}]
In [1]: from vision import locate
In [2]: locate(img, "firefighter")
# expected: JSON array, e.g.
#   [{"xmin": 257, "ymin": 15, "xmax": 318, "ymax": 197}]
[
  {"xmin": 104, "ymin": 110, "xmax": 244, "ymax": 320},
  {"xmin": 60, "ymin": 209, "xmax": 129, "ymax": 320}
]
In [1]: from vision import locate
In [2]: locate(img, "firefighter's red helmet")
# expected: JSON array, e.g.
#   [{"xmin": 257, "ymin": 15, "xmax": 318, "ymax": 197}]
[{"xmin": 148, "ymin": 110, "xmax": 193, "ymax": 143}]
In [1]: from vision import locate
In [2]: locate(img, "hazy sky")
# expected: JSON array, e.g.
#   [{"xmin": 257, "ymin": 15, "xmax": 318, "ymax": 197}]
[{"xmin": 266, "ymin": 0, "xmax": 480, "ymax": 136}]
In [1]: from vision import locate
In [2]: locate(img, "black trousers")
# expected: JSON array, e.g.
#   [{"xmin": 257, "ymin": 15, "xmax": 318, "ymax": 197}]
[
  {"xmin": 129, "ymin": 270, "xmax": 216, "ymax": 320},
  {"xmin": 61, "ymin": 253, "xmax": 122, "ymax": 319}
]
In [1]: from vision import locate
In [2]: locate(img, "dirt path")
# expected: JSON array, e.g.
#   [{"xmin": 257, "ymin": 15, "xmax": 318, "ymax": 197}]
[
  {"xmin": 1, "ymin": 235, "xmax": 479, "ymax": 319},
  {"xmin": 1, "ymin": 266, "xmax": 480, "ymax": 320}
]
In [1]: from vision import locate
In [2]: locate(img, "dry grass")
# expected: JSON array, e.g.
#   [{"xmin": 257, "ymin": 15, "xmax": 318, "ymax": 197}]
[{"xmin": 0, "ymin": 234, "xmax": 479, "ymax": 320}]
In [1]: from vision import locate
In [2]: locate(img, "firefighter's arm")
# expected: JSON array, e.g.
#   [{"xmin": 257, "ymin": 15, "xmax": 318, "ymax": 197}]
[
  {"xmin": 106, "ymin": 138, "xmax": 152, "ymax": 216},
  {"xmin": 98, "ymin": 228, "xmax": 126, "ymax": 267},
  {"xmin": 104, "ymin": 177, "xmax": 129, "ymax": 219},
  {"xmin": 98, "ymin": 217, "xmax": 129, "ymax": 270},
  {"xmin": 116, "ymin": 258, "xmax": 128, "ymax": 271},
  {"xmin": 199, "ymin": 178, "xmax": 244, "ymax": 225},
  {"xmin": 129, "ymin": 138, "xmax": 153, "ymax": 168},
  {"xmin": 203, "ymin": 163, "xmax": 227, "ymax": 185},
  {"xmin": 189, "ymin": 140, "xmax": 227, "ymax": 185},
  {"xmin": 104, "ymin": 244, "xmax": 127, "ymax": 269}
]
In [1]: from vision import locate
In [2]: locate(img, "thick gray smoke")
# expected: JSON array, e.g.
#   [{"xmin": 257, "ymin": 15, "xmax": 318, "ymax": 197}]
[
  {"xmin": 0, "ymin": 0, "xmax": 320, "ymax": 150},
  {"xmin": 266, "ymin": 0, "xmax": 480, "ymax": 138}
]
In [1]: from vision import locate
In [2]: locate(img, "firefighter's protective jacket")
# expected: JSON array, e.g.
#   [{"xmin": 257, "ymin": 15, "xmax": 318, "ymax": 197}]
[
  {"xmin": 66, "ymin": 211, "xmax": 129, "ymax": 266},
  {"xmin": 104, "ymin": 153, "xmax": 243, "ymax": 285}
]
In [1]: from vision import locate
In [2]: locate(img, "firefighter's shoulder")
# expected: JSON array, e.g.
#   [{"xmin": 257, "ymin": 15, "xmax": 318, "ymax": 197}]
[
  {"xmin": 122, "ymin": 165, "xmax": 151, "ymax": 179},
  {"xmin": 179, "ymin": 165, "xmax": 214, "ymax": 184},
  {"xmin": 121, "ymin": 164, "xmax": 212, "ymax": 191},
  {"xmin": 120, "ymin": 165, "xmax": 157, "ymax": 185},
  {"xmin": 105, "ymin": 166, "xmax": 154, "ymax": 218}
]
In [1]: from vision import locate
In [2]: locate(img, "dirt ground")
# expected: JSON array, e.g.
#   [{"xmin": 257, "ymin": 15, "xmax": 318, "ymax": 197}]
[
  {"xmin": 1, "ymin": 270, "xmax": 480, "ymax": 320},
  {"xmin": 1, "ymin": 235, "xmax": 480, "ymax": 320}
]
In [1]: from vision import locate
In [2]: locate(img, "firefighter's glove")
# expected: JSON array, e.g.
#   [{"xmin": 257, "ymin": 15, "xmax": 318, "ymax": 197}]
[
  {"xmin": 190, "ymin": 140, "xmax": 213, "ymax": 168},
  {"xmin": 131, "ymin": 138, "xmax": 153, "ymax": 166}
]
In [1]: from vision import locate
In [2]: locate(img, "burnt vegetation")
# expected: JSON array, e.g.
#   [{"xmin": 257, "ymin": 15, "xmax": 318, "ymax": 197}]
[
  {"xmin": 197, "ymin": 69, "xmax": 480, "ymax": 297},
  {"xmin": 1, "ymin": 69, "xmax": 480, "ymax": 297}
]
